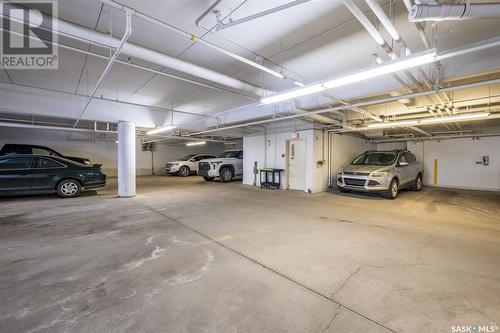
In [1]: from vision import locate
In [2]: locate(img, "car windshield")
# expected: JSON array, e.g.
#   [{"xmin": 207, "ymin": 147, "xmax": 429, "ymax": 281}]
[
  {"xmin": 351, "ymin": 152, "xmax": 397, "ymax": 166},
  {"xmin": 178, "ymin": 154, "xmax": 197, "ymax": 161},
  {"xmin": 218, "ymin": 151, "xmax": 240, "ymax": 158}
]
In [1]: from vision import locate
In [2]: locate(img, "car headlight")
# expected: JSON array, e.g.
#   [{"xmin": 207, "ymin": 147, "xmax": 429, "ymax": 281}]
[
  {"xmin": 337, "ymin": 169, "xmax": 343, "ymax": 175},
  {"xmin": 84, "ymin": 160, "xmax": 91, "ymax": 165},
  {"xmin": 371, "ymin": 171, "xmax": 388, "ymax": 177},
  {"xmin": 172, "ymin": 163, "xmax": 179, "ymax": 166}
]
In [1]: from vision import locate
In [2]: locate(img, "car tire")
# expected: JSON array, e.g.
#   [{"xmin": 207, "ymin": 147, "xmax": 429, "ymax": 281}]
[
  {"xmin": 386, "ymin": 178, "xmax": 399, "ymax": 199},
  {"xmin": 178, "ymin": 166, "xmax": 190, "ymax": 177},
  {"xmin": 411, "ymin": 174, "xmax": 423, "ymax": 191},
  {"xmin": 203, "ymin": 176, "xmax": 215, "ymax": 181},
  {"xmin": 57, "ymin": 179, "xmax": 81, "ymax": 198},
  {"xmin": 339, "ymin": 187, "xmax": 348, "ymax": 193},
  {"xmin": 220, "ymin": 167, "xmax": 233, "ymax": 183}
]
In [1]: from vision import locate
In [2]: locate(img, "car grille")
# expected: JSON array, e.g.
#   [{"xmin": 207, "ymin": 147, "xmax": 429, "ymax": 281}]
[
  {"xmin": 199, "ymin": 162, "xmax": 211, "ymax": 172},
  {"xmin": 343, "ymin": 171, "xmax": 370, "ymax": 176},
  {"xmin": 344, "ymin": 178, "xmax": 366, "ymax": 186}
]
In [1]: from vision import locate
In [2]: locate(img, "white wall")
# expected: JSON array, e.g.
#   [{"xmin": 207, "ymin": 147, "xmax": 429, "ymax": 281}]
[
  {"xmin": 376, "ymin": 142, "xmax": 407, "ymax": 151},
  {"xmin": 243, "ymin": 129, "xmax": 324, "ymax": 192},
  {"xmin": 330, "ymin": 134, "xmax": 376, "ymax": 188},
  {"xmin": 408, "ymin": 137, "xmax": 500, "ymax": 191},
  {"xmin": 243, "ymin": 131, "xmax": 374, "ymax": 192},
  {"xmin": 0, "ymin": 127, "xmax": 225, "ymax": 176}
]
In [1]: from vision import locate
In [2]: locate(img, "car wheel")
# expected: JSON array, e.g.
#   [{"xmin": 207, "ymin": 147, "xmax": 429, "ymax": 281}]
[
  {"xmin": 178, "ymin": 166, "xmax": 190, "ymax": 177},
  {"xmin": 203, "ymin": 176, "xmax": 215, "ymax": 181},
  {"xmin": 220, "ymin": 167, "xmax": 233, "ymax": 183},
  {"xmin": 386, "ymin": 178, "xmax": 398, "ymax": 199},
  {"xmin": 57, "ymin": 179, "xmax": 81, "ymax": 198},
  {"xmin": 411, "ymin": 174, "xmax": 423, "ymax": 191}
]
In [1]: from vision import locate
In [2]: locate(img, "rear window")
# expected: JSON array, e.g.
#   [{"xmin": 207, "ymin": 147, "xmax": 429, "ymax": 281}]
[{"xmin": 0, "ymin": 157, "xmax": 33, "ymax": 169}]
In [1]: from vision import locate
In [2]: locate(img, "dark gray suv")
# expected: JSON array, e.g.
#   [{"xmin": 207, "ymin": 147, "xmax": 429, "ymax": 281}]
[{"xmin": 337, "ymin": 150, "xmax": 423, "ymax": 199}]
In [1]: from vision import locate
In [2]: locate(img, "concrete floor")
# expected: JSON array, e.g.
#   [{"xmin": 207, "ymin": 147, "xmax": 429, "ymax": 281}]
[{"xmin": 1, "ymin": 176, "xmax": 499, "ymax": 333}]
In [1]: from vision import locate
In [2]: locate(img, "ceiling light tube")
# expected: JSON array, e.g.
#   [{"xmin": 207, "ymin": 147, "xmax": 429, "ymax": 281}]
[
  {"xmin": 366, "ymin": 112, "xmax": 490, "ymax": 129},
  {"xmin": 419, "ymin": 112, "xmax": 490, "ymax": 124},
  {"xmin": 367, "ymin": 120, "xmax": 419, "ymax": 128},
  {"xmin": 147, "ymin": 125, "xmax": 177, "ymax": 135},
  {"xmin": 262, "ymin": 49, "xmax": 437, "ymax": 105},
  {"xmin": 262, "ymin": 84, "xmax": 325, "ymax": 104},
  {"xmin": 323, "ymin": 49, "xmax": 437, "ymax": 89},
  {"xmin": 186, "ymin": 141, "xmax": 207, "ymax": 146}
]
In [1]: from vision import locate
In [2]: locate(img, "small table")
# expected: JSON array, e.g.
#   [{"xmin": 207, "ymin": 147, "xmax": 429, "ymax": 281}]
[{"xmin": 260, "ymin": 168, "xmax": 285, "ymax": 189}]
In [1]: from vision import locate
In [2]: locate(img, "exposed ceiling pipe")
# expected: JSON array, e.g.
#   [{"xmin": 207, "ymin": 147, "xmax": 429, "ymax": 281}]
[
  {"xmin": 214, "ymin": 0, "xmax": 314, "ymax": 31},
  {"xmin": 370, "ymin": 132, "xmax": 500, "ymax": 143},
  {"xmin": 73, "ymin": 8, "xmax": 132, "ymax": 127},
  {"xmin": 364, "ymin": 0, "xmax": 458, "ymax": 117},
  {"xmin": 0, "ymin": 3, "xmax": 265, "ymax": 97},
  {"xmin": 401, "ymin": 0, "xmax": 431, "ymax": 48},
  {"xmin": 0, "ymin": 121, "xmax": 116, "ymax": 133},
  {"xmin": 294, "ymin": 107, "xmax": 340, "ymax": 125},
  {"xmin": 439, "ymin": 36, "xmax": 500, "ymax": 61},
  {"xmin": 408, "ymin": 126, "xmax": 432, "ymax": 136},
  {"xmin": 320, "ymin": 93, "xmax": 383, "ymax": 122},
  {"xmin": 193, "ymin": 0, "xmax": 305, "ymax": 86},
  {"xmin": 186, "ymin": 78, "xmax": 500, "ymax": 136},
  {"xmin": 100, "ymin": 0, "xmax": 289, "ymax": 82},
  {"xmin": 1, "ymin": 81, "xmax": 212, "ymax": 119},
  {"xmin": 342, "ymin": 0, "xmax": 431, "ymax": 98},
  {"xmin": 0, "ymin": 26, "xmax": 258, "ymax": 101},
  {"xmin": 142, "ymin": 135, "xmax": 233, "ymax": 144},
  {"xmin": 409, "ymin": 2, "xmax": 500, "ymax": 21}
]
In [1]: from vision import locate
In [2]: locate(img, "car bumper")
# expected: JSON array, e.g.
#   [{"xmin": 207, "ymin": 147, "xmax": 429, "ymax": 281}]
[
  {"xmin": 198, "ymin": 169, "xmax": 217, "ymax": 177},
  {"xmin": 83, "ymin": 175, "xmax": 106, "ymax": 189},
  {"xmin": 165, "ymin": 166, "xmax": 179, "ymax": 174},
  {"xmin": 337, "ymin": 174, "xmax": 390, "ymax": 192}
]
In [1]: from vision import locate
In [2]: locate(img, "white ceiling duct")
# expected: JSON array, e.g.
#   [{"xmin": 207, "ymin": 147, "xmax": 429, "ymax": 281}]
[{"xmin": 409, "ymin": 3, "xmax": 500, "ymax": 21}]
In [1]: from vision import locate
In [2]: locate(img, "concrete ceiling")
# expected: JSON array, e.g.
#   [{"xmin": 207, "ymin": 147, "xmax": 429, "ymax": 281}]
[{"xmin": 1, "ymin": 0, "xmax": 500, "ymax": 138}]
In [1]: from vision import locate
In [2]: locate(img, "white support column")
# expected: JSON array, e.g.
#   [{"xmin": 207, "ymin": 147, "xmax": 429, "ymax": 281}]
[{"xmin": 118, "ymin": 121, "xmax": 136, "ymax": 197}]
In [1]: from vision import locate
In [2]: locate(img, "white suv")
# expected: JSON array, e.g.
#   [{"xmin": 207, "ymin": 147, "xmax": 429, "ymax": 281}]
[
  {"xmin": 197, "ymin": 150, "xmax": 243, "ymax": 182},
  {"xmin": 165, "ymin": 154, "xmax": 216, "ymax": 177}
]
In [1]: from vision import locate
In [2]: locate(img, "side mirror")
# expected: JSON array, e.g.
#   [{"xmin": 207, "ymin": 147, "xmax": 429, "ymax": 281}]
[{"xmin": 399, "ymin": 161, "xmax": 409, "ymax": 167}]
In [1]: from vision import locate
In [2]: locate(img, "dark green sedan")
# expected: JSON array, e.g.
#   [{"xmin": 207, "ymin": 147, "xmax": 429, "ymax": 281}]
[{"xmin": 0, "ymin": 154, "xmax": 106, "ymax": 198}]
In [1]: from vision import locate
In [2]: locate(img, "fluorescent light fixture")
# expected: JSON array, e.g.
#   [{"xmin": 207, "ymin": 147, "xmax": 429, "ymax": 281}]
[
  {"xmin": 323, "ymin": 50, "xmax": 437, "ymax": 89},
  {"xmin": 262, "ymin": 84, "xmax": 325, "ymax": 104},
  {"xmin": 365, "ymin": 112, "xmax": 490, "ymax": 129},
  {"xmin": 419, "ymin": 112, "xmax": 490, "ymax": 124},
  {"xmin": 367, "ymin": 120, "xmax": 418, "ymax": 128},
  {"xmin": 293, "ymin": 81, "xmax": 305, "ymax": 87},
  {"xmin": 115, "ymin": 140, "xmax": 119, "ymax": 144},
  {"xmin": 147, "ymin": 125, "xmax": 177, "ymax": 135},
  {"xmin": 262, "ymin": 49, "xmax": 437, "ymax": 105},
  {"xmin": 186, "ymin": 141, "xmax": 206, "ymax": 146}
]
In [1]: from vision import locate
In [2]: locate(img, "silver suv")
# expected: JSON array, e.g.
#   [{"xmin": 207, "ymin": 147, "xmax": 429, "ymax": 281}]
[{"xmin": 337, "ymin": 150, "xmax": 423, "ymax": 199}]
